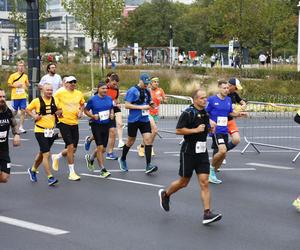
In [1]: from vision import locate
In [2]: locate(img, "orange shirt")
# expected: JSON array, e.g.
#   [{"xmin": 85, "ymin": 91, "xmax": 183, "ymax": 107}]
[
  {"xmin": 107, "ymin": 86, "xmax": 119, "ymax": 101},
  {"xmin": 150, "ymin": 87, "xmax": 165, "ymax": 116}
]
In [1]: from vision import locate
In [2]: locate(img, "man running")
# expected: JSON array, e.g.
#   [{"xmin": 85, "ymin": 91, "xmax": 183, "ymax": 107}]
[
  {"xmin": 158, "ymin": 89, "xmax": 222, "ymax": 225},
  {"xmin": 52, "ymin": 76, "xmax": 85, "ymax": 181},
  {"xmin": 39, "ymin": 63, "xmax": 62, "ymax": 94},
  {"xmin": 7, "ymin": 60, "xmax": 29, "ymax": 133},
  {"xmin": 137, "ymin": 77, "xmax": 167, "ymax": 157},
  {"xmin": 118, "ymin": 73, "xmax": 158, "ymax": 174},
  {"xmin": 206, "ymin": 80, "xmax": 246, "ymax": 184},
  {"xmin": 84, "ymin": 82, "xmax": 114, "ymax": 178},
  {"xmin": 26, "ymin": 84, "xmax": 62, "ymax": 186},
  {"xmin": 0, "ymin": 88, "xmax": 20, "ymax": 183}
]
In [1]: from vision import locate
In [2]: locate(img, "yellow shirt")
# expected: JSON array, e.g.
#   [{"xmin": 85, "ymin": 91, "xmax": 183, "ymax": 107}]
[
  {"xmin": 54, "ymin": 88, "xmax": 85, "ymax": 125},
  {"xmin": 27, "ymin": 97, "xmax": 61, "ymax": 133},
  {"xmin": 7, "ymin": 72, "xmax": 29, "ymax": 100}
]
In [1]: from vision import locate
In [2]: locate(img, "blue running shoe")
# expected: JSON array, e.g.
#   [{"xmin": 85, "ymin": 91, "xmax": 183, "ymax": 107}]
[
  {"xmin": 106, "ymin": 152, "xmax": 118, "ymax": 160},
  {"xmin": 27, "ymin": 168, "xmax": 37, "ymax": 182},
  {"xmin": 209, "ymin": 166, "xmax": 222, "ymax": 184},
  {"xmin": 84, "ymin": 136, "xmax": 92, "ymax": 151},
  {"xmin": 48, "ymin": 176, "xmax": 58, "ymax": 186},
  {"xmin": 118, "ymin": 157, "xmax": 128, "ymax": 172},
  {"xmin": 145, "ymin": 163, "xmax": 158, "ymax": 174}
]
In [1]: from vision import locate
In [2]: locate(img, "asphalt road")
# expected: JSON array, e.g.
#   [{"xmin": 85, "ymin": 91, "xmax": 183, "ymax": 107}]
[{"xmin": 1, "ymin": 118, "xmax": 299, "ymax": 250}]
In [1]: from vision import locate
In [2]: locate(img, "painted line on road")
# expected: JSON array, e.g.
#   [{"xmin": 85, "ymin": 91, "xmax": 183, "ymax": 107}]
[
  {"xmin": 219, "ymin": 168, "xmax": 256, "ymax": 171},
  {"xmin": 246, "ymin": 163, "xmax": 294, "ymax": 170},
  {"xmin": 9, "ymin": 137, "xmax": 29, "ymax": 141},
  {"xmin": 93, "ymin": 169, "xmax": 145, "ymax": 173},
  {"xmin": 10, "ymin": 163, "xmax": 23, "ymax": 167},
  {"xmin": 0, "ymin": 216, "xmax": 69, "ymax": 236},
  {"xmin": 11, "ymin": 171, "xmax": 27, "ymax": 175},
  {"xmin": 81, "ymin": 173, "xmax": 164, "ymax": 188}
]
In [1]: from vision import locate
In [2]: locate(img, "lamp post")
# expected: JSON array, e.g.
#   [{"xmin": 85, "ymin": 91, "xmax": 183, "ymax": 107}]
[
  {"xmin": 65, "ymin": 15, "xmax": 69, "ymax": 65},
  {"xmin": 297, "ymin": 1, "xmax": 300, "ymax": 71},
  {"xmin": 169, "ymin": 25, "xmax": 173, "ymax": 69}
]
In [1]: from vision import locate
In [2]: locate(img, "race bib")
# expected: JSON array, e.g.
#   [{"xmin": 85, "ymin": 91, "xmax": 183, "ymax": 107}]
[
  {"xmin": 16, "ymin": 88, "xmax": 25, "ymax": 95},
  {"xmin": 142, "ymin": 110, "xmax": 149, "ymax": 116},
  {"xmin": 195, "ymin": 141, "xmax": 207, "ymax": 154},
  {"xmin": 98, "ymin": 110, "xmax": 110, "ymax": 121},
  {"xmin": 0, "ymin": 131, "xmax": 7, "ymax": 138},
  {"xmin": 44, "ymin": 128, "xmax": 54, "ymax": 138},
  {"xmin": 217, "ymin": 116, "xmax": 228, "ymax": 126}
]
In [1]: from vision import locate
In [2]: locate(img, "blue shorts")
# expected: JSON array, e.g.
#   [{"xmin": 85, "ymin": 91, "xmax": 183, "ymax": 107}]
[{"xmin": 12, "ymin": 98, "xmax": 27, "ymax": 111}]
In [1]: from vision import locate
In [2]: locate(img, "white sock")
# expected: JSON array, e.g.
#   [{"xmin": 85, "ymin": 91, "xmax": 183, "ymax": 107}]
[
  {"xmin": 56, "ymin": 152, "xmax": 63, "ymax": 159},
  {"xmin": 68, "ymin": 164, "xmax": 75, "ymax": 174}
]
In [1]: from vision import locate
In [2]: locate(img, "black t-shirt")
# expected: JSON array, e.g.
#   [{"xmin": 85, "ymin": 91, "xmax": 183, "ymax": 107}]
[
  {"xmin": 0, "ymin": 108, "xmax": 13, "ymax": 160},
  {"xmin": 228, "ymin": 92, "xmax": 243, "ymax": 121},
  {"xmin": 176, "ymin": 105, "xmax": 209, "ymax": 155}
]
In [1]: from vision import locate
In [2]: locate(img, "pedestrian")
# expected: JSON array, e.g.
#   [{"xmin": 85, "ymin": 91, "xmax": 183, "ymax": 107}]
[
  {"xmin": 26, "ymin": 84, "xmax": 62, "ymax": 186},
  {"xmin": 51, "ymin": 76, "xmax": 85, "ymax": 181},
  {"xmin": 0, "ymin": 88, "xmax": 21, "ymax": 183},
  {"xmin": 259, "ymin": 53, "xmax": 266, "ymax": 66},
  {"xmin": 293, "ymin": 110, "xmax": 300, "ymax": 211},
  {"xmin": 117, "ymin": 73, "xmax": 158, "ymax": 174},
  {"xmin": 39, "ymin": 63, "xmax": 62, "ymax": 94},
  {"xmin": 7, "ymin": 60, "xmax": 29, "ymax": 133},
  {"xmin": 210, "ymin": 54, "xmax": 216, "ymax": 68},
  {"xmin": 158, "ymin": 89, "xmax": 222, "ymax": 225}
]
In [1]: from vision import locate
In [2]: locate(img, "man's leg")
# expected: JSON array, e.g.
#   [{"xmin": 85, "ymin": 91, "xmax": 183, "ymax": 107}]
[
  {"xmin": 106, "ymin": 126, "xmax": 118, "ymax": 160},
  {"xmin": 142, "ymin": 132, "xmax": 157, "ymax": 173},
  {"xmin": 115, "ymin": 112, "xmax": 124, "ymax": 147},
  {"xmin": 228, "ymin": 132, "xmax": 240, "ymax": 151},
  {"xmin": 0, "ymin": 172, "xmax": 9, "ymax": 183},
  {"xmin": 212, "ymin": 144, "xmax": 227, "ymax": 171},
  {"xmin": 19, "ymin": 109, "xmax": 26, "ymax": 130},
  {"xmin": 197, "ymin": 173, "xmax": 210, "ymax": 211}
]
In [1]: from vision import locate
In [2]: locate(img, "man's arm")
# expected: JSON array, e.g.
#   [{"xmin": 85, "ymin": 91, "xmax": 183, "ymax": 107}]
[
  {"xmin": 125, "ymin": 101, "xmax": 150, "ymax": 110},
  {"xmin": 176, "ymin": 125, "xmax": 205, "ymax": 135},
  {"xmin": 10, "ymin": 113, "xmax": 20, "ymax": 146}
]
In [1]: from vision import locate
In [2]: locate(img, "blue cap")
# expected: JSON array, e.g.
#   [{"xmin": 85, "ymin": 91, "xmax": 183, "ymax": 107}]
[{"xmin": 140, "ymin": 73, "xmax": 151, "ymax": 84}]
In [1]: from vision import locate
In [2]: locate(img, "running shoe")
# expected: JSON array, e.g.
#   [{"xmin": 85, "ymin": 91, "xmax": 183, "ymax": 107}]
[
  {"xmin": 68, "ymin": 172, "xmax": 81, "ymax": 181},
  {"xmin": 292, "ymin": 198, "xmax": 300, "ymax": 212},
  {"xmin": 27, "ymin": 168, "xmax": 37, "ymax": 182},
  {"xmin": 209, "ymin": 166, "xmax": 222, "ymax": 184},
  {"xmin": 51, "ymin": 154, "xmax": 59, "ymax": 171},
  {"xmin": 84, "ymin": 154, "xmax": 95, "ymax": 171},
  {"xmin": 137, "ymin": 144, "xmax": 145, "ymax": 157},
  {"xmin": 145, "ymin": 163, "xmax": 158, "ymax": 174},
  {"xmin": 48, "ymin": 176, "xmax": 58, "ymax": 186},
  {"xmin": 158, "ymin": 189, "xmax": 170, "ymax": 212},
  {"xmin": 84, "ymin": 136, "xmax": 92, "ymax": 151},
  {"xmin": 99, "ymin": 168, "xmax": 111, "ymax": 178},
  {"xmin": 106, "ymin": 152, "xmax": 118, "ymax": 160},
  {"xmin": 19, "ymin": 127, "xmax": 26, "ymax": 134},
  {"xmin": 203, "ymin": 211, "xmax": 222, "ymax": 225},
  {"xmin": 118, "ymin": 140, "xmax": 125, "ymax": 148},
  {"xmin": 118, "ymin": 157, "xmax": 128, "ymax": 172}
]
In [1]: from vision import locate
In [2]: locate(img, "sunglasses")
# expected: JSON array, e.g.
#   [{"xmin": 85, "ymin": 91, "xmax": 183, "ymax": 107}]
[{"xmin": 68, "ymin": 80, "xmax": 77, "ymax": 84}]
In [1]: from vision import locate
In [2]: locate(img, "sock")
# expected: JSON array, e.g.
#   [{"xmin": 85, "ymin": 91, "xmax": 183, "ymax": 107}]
[
  {"xmin": 145, "ymin": 145, "xmax": 152, "ymax": 165},
  {"xmin": 47, "ymin": 175, "xmax": 53, "ymax": 179},
  {"xmin": 68, "ymin": 164, "xmax": 75, "ymax": 174},
  {"xmin": 31, "ymin": 166, "xmax": 38, "ymax": 172},
  {"xmin": 227, "ymin": 141, "xmax": 237, "ymax": 151},
  {"xmin": 56, "ymin": 152, "xmax": 63, "ymax": 159},
  {"xmin": 121, "ymin": 145, "xmax": 130, "ymax": 161},
  {"xmin": 204, "ymin": 209, "xmax": 210, "ymax": 214}
]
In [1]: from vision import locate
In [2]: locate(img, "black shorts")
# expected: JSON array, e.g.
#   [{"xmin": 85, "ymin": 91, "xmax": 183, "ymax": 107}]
[
  {"xmin": 91, "ymin": 123, "xmax": 110, "ymax": 147},
  {"xmin": 109, "ymin": 119, "xmax": 116, "ymax": 128},
  {"xmin": 58, "ymin": 123, "xmax": 79, "ymax": 148},
  {"xmin": 127, "ymin": 121, "xmax": 151, "ymax": 138},
  {"xmin": 35, "ymin": 132, "xmax": 56, "ymax": 153},
  {"xmin": 179, "ymin": 152, "xmax": 210, "ymax": 177},
  {"xmin": 211, "ymin": 133, "xmax": 229, "ymax": 149},
  {"xmin": 0, "ymin": 159, "xmax": 11, "ymax": 174},
  {"xmin": 113, "ymin": 106, "xmax": 121, "ymax": 113}
]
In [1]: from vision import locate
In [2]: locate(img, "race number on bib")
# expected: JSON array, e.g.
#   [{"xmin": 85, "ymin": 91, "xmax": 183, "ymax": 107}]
[
  {"xmin": 0, "ymin": 131, "xmax": 7, "ymax": 138},
  {"xmin": 16, "ymin": 88, "xmax": 25, "ymax": 95},
  {"xmin": 217, "ymin": 116, "xmax": 228, "ymax": 126},
  {"xmin": 195, "ymin": 141, "xmax": 207, "ymax": 153},
  {"xmin": 44, "ymin": 129, "xmax": 54, "ymax": 138},
  {"xmin": 98, "ymin": 110, "xmax": 110, "ymax": 121},
  {"xmin": 142, "ymin": 110, "xmax": 149, "ymax": 116}
]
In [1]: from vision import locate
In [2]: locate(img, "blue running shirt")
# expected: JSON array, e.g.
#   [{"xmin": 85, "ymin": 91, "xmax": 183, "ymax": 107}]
[{"xmin": 85, "ymin": 95, "xmax": 113, "ymax": 124}]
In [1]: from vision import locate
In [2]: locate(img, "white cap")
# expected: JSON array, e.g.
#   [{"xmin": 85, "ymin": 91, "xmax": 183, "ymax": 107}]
[{"xmin": 65, "ymin": 76, "xmax": 77, "ymax": 82}]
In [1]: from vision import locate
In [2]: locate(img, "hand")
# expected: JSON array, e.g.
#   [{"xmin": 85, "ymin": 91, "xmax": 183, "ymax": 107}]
[
  {"xmin": 149, "ymin": 102, "xmax": 155, "ymax": 108},
  {"xmin": 55, "ymin": 110, "xmax": 63, "ymax": 118},
  {"xmin": 92, "ymin": 114, "xmax": 99, "ymax": 120},
  {"xmin": 209, "ymin": 120, "xmax": 216, "ymax": 133},
  {"xmin": 34, "ymin": 114, "xmax": 42, "ymax": 122},
  {"xmin": 239, "ymin": 111, "xmax": 248, "ymax": 117},
  {"xmin": 13, "ymin": 134, "xmax": 20, "ymax": 147},
  {"xmin": 78, "ymin": 111, "xmax": 83, "ymax": 119},
  {"xmin": 109, "ymin": 113, "xmax": 115, "ymax": 120},
  {"xmin": 195, "ymin": 124, "xmax": 205, "ymax": 133},
  {"xmin": 142, "ymin": 105, "xmax": 150, "ymax": 110},
  {"xmin": 16, "ymin": 82, "xmax": 23, "ymax": 88}
]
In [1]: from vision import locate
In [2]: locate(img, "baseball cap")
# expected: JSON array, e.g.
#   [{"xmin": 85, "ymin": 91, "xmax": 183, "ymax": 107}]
[
  {"xmin": 228, "ymin": 78, "xmax": 242, "ymax": 90},
  {"xmin": 97, "ymin": 81, "xmax": 107, "ymax": 88},
  {"xmin": 65, "ymin": 76, "xmax": 77, "ymax": 83},
  {"xmin": 140, "ymin": 73, "xmax": 151, "ymax": 84}
]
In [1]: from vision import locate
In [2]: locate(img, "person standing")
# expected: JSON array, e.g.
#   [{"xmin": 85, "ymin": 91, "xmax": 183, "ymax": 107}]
[
  {"xmin": 51, "ymin": 76, "xmax": 85, "ymax": 181},
  {"xmin": 26, "ymin": 84, "xmax": 62, "ymax": 186},
  {"xmin": 158, "ymin": 89, "xmax": 222, "ymax": 225},
  {"xmin": 39, "ymin": 63, "xmax": 62, "ymax": 94},
  {"xmin": 0, "ymin": 88, "xmax": 21, "ymax": 183},
  {"xmin": 118, "ymin": 73, "xmax": 158, "ymax": 174},
  {"xmin": 259, "ymin": 53, "xmax": 266, "ymax": 67},
  {"xmin": 7, "ymin": 60, "xmax": 29, "ymax": 133}
]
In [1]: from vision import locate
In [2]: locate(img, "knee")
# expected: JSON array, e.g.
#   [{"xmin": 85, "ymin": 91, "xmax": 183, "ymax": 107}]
[
  {"xmin": 43, "ymin": 152, "xmax": 50, "ymax": 159},
  {"xmin": 126, "ymin": 138, "xmax": 135, "ymax": 147},
  {"xmin": 200, "ymin": 179, "xmax": 209, "ymax": 189},
  {"xmin": 218, "ymin": 147, "xmax": 227, "ymax": 155}
]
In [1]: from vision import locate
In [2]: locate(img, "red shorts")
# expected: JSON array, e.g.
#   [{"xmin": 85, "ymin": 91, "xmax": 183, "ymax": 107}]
[{"xmin": 228, "ymin": 119, "xmax": 239, "ymax": 135}]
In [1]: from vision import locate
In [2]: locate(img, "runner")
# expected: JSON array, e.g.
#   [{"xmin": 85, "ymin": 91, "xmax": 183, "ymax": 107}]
[
  {"xmin": 26, "ymin": 84, "xmax": 62, "ymax": 186},
  {"xmin": 292, "ymin": 110, "xmax": 300, "ymax": 211},
  {"xmin": 137, "ymin": 77, "xmax": 167, "ymax": 157},
  {"xmin": 0, "ymin": 88, "xmax": 21, "ymax": 183},
  {"xmin": 158, "ymin": 89, "xmax": 222, "ymax": 225},
  {"xmin": 51, "ymin": 76, "xmax": 85, "ymax": 181},
  {"xmin": 7, "ymin": 60, "xmax": 29, "ymax": 133},
  {"xmin": 84, "ymin": 82, "xmax": 114, "ymax": 178},
  {"xmin": 39, "ymin": 63, "xmax": 62, "ymax": 93},
  {"xmin": 118, "ymin": 73, "xmax": 158, "ymax": 174},
  {"xmin": 206, "ymin": 80, "xmax": 247, "ymax": 184}
]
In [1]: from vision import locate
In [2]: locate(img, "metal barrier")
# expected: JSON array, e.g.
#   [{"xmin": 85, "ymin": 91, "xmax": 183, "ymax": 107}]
[{"xmin": 241, "ymin": 101, "xmax": 300, "ymax": 162}]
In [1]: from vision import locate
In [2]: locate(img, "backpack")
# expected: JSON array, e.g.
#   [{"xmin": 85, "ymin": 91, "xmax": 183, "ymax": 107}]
[{"xmin": 132, "ymin": 86, "xmax": 151, "ymax": 105}]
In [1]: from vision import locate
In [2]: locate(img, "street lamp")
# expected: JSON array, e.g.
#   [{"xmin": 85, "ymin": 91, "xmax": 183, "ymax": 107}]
[
  {"xmin": 297, "ymin": 1, "xmax": 300, "ymax": 71},
  {"xmin": 169, "ymin": 25, "xmax": 173, "ymax": 69}
]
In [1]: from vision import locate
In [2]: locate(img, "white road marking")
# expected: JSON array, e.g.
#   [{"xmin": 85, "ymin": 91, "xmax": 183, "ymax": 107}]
[
  {"xmin": 9, "ymin": 137, "xmax": 29, "ymax": 141},
  {"xmin": 10, "ymin": 164, "xmax": 23, "ymax": 167},
  {"xmin": 246, "ymin": 163, "xmax": 294, "ymax": 170},
  {"xmin": 0, "ymin": 216, "xmax": 69, "ymax": 235},
  {"xmin": 11, "ymin": 171, "xmax": 27, "ymax": 175},
  {"xmin": 93, "ymin": 169, "xmax": 145, "ymax": 173},
  {"xmin": 81, "ymin": 173, "xmax": 164, "ymax": 188},
  {"xmin": 219, "ymin": 168, "xmax": 256, "ymax": 171}
]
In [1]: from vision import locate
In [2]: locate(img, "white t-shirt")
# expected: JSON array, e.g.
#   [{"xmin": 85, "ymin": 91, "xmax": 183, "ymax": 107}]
[
  {"xmin": 39, "ymin": 74, "xmax": 62, "ymax": 93},
  {"xmin": 259, "ymin": 54, "xmax": 266, "ymax": 62}
]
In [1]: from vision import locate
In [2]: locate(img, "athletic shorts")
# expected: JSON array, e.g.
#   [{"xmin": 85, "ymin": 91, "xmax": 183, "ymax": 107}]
[
  {"xmin": 0, "ymin": 159, "xmax": 11, "ymax": 174},
  {"xmin": 91, "ymin": 123, "xmax": 110, "ymax": 147},
  {"xmin": 12, "ymin": 98, "xmax": 27, "ymax": 111},
  {"xmin": 228, "ymin": 119, "xmax": 239, "ymax": 135},
  {"xmin": 35, "ymin": 132, "xmax": 56, "ymax": 153},
  {"xmin": 179, "ymin": 152, "xmax": 210, "ymax": 177},
  {"xmin": 127, "ymin": 121, "xmax": 151, "ymax": 137},
  {"xmin": 58, "ymin": 123, "xmax": 79, "ymax": 148},
  {"xmin": 150, "ymin": 114, "xmax": 159, "ymax": 123},
  {"xmin": 113, "ymin": 106, "xmax": 121, "ymax": 113},
  {"xmin": 211, "ymin": 133, "xmax": 229, "ymax": 149},
  {"xmin": 109, "ymin": 119, "xmax": 116, "ymax": 128}
]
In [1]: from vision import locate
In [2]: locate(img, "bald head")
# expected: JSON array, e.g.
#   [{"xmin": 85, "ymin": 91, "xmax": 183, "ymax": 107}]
[{"xmin": 42, "ymin": 84, "xmax": 53, "ymax": 99}]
